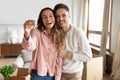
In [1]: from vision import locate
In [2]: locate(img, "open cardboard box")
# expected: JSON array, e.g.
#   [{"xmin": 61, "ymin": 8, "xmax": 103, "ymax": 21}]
[
  {"xmin": 82, "ymin": 53, "xmax": 103, "ymax": 80},
  {"xmin": 6, "ymin": 68, "xmax": 30, "ymax": 80}
]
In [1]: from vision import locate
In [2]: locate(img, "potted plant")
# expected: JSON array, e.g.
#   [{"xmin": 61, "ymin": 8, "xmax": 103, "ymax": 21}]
[{"xmin": 0, "ymin": 65, "xmax": 16, "ymax": 80}]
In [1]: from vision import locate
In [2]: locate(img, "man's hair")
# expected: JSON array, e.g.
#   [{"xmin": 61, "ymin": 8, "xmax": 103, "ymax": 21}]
[{"xmin": 54, "ymin": 3, "xmax": 69, "ymax": 14}]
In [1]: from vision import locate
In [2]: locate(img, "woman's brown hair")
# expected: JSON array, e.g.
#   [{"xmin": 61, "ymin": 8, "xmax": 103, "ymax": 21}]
[{"xmin": 37, "ymin": 7, "xmax": 65, "ymax": 49}]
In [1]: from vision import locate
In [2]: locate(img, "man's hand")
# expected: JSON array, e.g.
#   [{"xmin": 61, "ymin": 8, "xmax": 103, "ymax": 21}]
[
  {"xmin": 58, "ymin": 49, "xmax": 68, "ymax": 58},
  {"xmin": 58, "ymin": 49, "xmax": 73, "ymax": 59}
]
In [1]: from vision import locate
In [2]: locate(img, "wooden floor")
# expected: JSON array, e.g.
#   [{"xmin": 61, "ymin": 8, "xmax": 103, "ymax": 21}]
[{"xmin": 0, "ymin": 57, "xmax": 113, "ymax": 80}]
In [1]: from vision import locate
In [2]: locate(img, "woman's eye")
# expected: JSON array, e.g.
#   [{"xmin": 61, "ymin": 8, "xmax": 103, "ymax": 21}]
[
  {"xmin": 42, "ymin": 16, "xmax": 47, "ymax": 19},
  {"xmin": 49, "ymin": 15, "xmax": 54, "ymax": 18}
]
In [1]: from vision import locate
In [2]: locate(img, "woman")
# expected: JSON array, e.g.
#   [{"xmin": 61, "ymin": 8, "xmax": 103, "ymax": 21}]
[{"xmin": 22, "ymin": 7, "xmax": 65, "ymax": 80}]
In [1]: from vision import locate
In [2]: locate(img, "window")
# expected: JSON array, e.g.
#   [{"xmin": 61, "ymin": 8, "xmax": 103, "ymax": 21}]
[{"xmin": 87, "ymin": 0, "xmax": 111, "ymax": 51}]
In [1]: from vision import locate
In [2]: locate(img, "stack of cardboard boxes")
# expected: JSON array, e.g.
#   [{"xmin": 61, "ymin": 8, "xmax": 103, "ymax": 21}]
[
  {"xmin": 6, "ymin": 68, "xmax": 30, "ymax": 80},
  {"xmin": 82, "ymin": 53, "xmax": 103, "ymax": 80}
]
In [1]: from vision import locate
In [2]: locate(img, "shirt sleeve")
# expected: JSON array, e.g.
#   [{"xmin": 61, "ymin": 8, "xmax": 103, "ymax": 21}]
[
  {"xmin": 22, "ymin": 29, "xmax": 38, "ymax": 51},
  {"xmin": 72, "ymin": 30, "xmax": 92, "ymax": 62}
]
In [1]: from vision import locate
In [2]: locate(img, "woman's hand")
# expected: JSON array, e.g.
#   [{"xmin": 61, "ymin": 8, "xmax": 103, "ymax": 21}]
[{"xmin": 24, "ymin": 20, "xmax": 35, "ymax": 39}]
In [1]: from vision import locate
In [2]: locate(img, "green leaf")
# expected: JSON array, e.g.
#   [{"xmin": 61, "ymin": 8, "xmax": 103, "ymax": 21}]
[{"xmin": 0, "ymin": 65, "xmax": 16, "ymax": 78}]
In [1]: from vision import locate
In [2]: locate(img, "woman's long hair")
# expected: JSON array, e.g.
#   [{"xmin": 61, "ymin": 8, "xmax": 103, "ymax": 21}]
[{"xmin": 37, "ymin": 7, "xmax": 65, "ymax": 49}]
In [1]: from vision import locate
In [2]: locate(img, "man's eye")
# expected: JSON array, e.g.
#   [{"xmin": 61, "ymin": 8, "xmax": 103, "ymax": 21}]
[{"xmin": 62, "ymin": 14, "xmax": 66, "ymax": 17}]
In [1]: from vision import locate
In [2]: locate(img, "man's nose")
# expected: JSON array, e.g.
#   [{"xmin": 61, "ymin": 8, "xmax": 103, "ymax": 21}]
[{"xmin": 59, "ymin": 16, "xmax": 63, "ymax": 20}]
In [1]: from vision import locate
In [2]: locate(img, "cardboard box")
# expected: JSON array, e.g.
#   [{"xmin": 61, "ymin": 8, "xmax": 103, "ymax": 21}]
[
  {"xmin": 82, "ymin": 53, "xmax": 103, "ymax": 80},
  {"xmin": 6, "ymin": 68, "xmax": 30, "ymax": 80}
]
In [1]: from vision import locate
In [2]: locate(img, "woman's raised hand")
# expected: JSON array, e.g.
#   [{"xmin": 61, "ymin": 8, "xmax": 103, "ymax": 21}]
[{"xmin": 24, "ymin": 20, "xmax": 35, "ymax": 39}]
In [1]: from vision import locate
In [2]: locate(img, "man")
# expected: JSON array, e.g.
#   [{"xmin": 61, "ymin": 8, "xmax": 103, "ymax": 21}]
[{"xmin": 54, "ymin": 3, "xmax": 92, "ymax": 80}]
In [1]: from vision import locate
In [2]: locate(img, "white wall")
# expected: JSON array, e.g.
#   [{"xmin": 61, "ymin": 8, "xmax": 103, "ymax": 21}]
[
  {"xmin": 0, "ymin": 0, "xmax": 120, "ymax": 54},
  {"xmin": 0, "ymin": 0, "xmax": 72, "ymax": 44},
  {"xmin": 0, "ymin": 0, "xmax": 72, "ymax": 24}
]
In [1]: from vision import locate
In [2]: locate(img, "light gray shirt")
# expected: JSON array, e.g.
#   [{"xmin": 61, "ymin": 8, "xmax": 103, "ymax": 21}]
[{"xmin": 62, "ymin": 25, "xmax": 92, "ymax": 73}]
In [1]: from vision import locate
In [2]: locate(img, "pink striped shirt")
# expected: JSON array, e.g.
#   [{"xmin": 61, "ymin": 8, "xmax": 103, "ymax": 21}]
[{"xmin": 22, "ymin": 29, "xmax": 62, "ymax": 80}]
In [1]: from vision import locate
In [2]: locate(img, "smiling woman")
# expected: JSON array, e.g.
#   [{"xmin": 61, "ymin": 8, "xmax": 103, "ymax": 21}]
[{"xmin": 22, "ymin": 7, "xmax": 66, "ymax": 80}]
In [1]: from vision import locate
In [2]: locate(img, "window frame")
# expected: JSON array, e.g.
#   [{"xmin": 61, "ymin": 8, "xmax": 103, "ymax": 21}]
[{"xmin": 87, "ymin": 0, "xmax": 112, "ymax": 53}]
